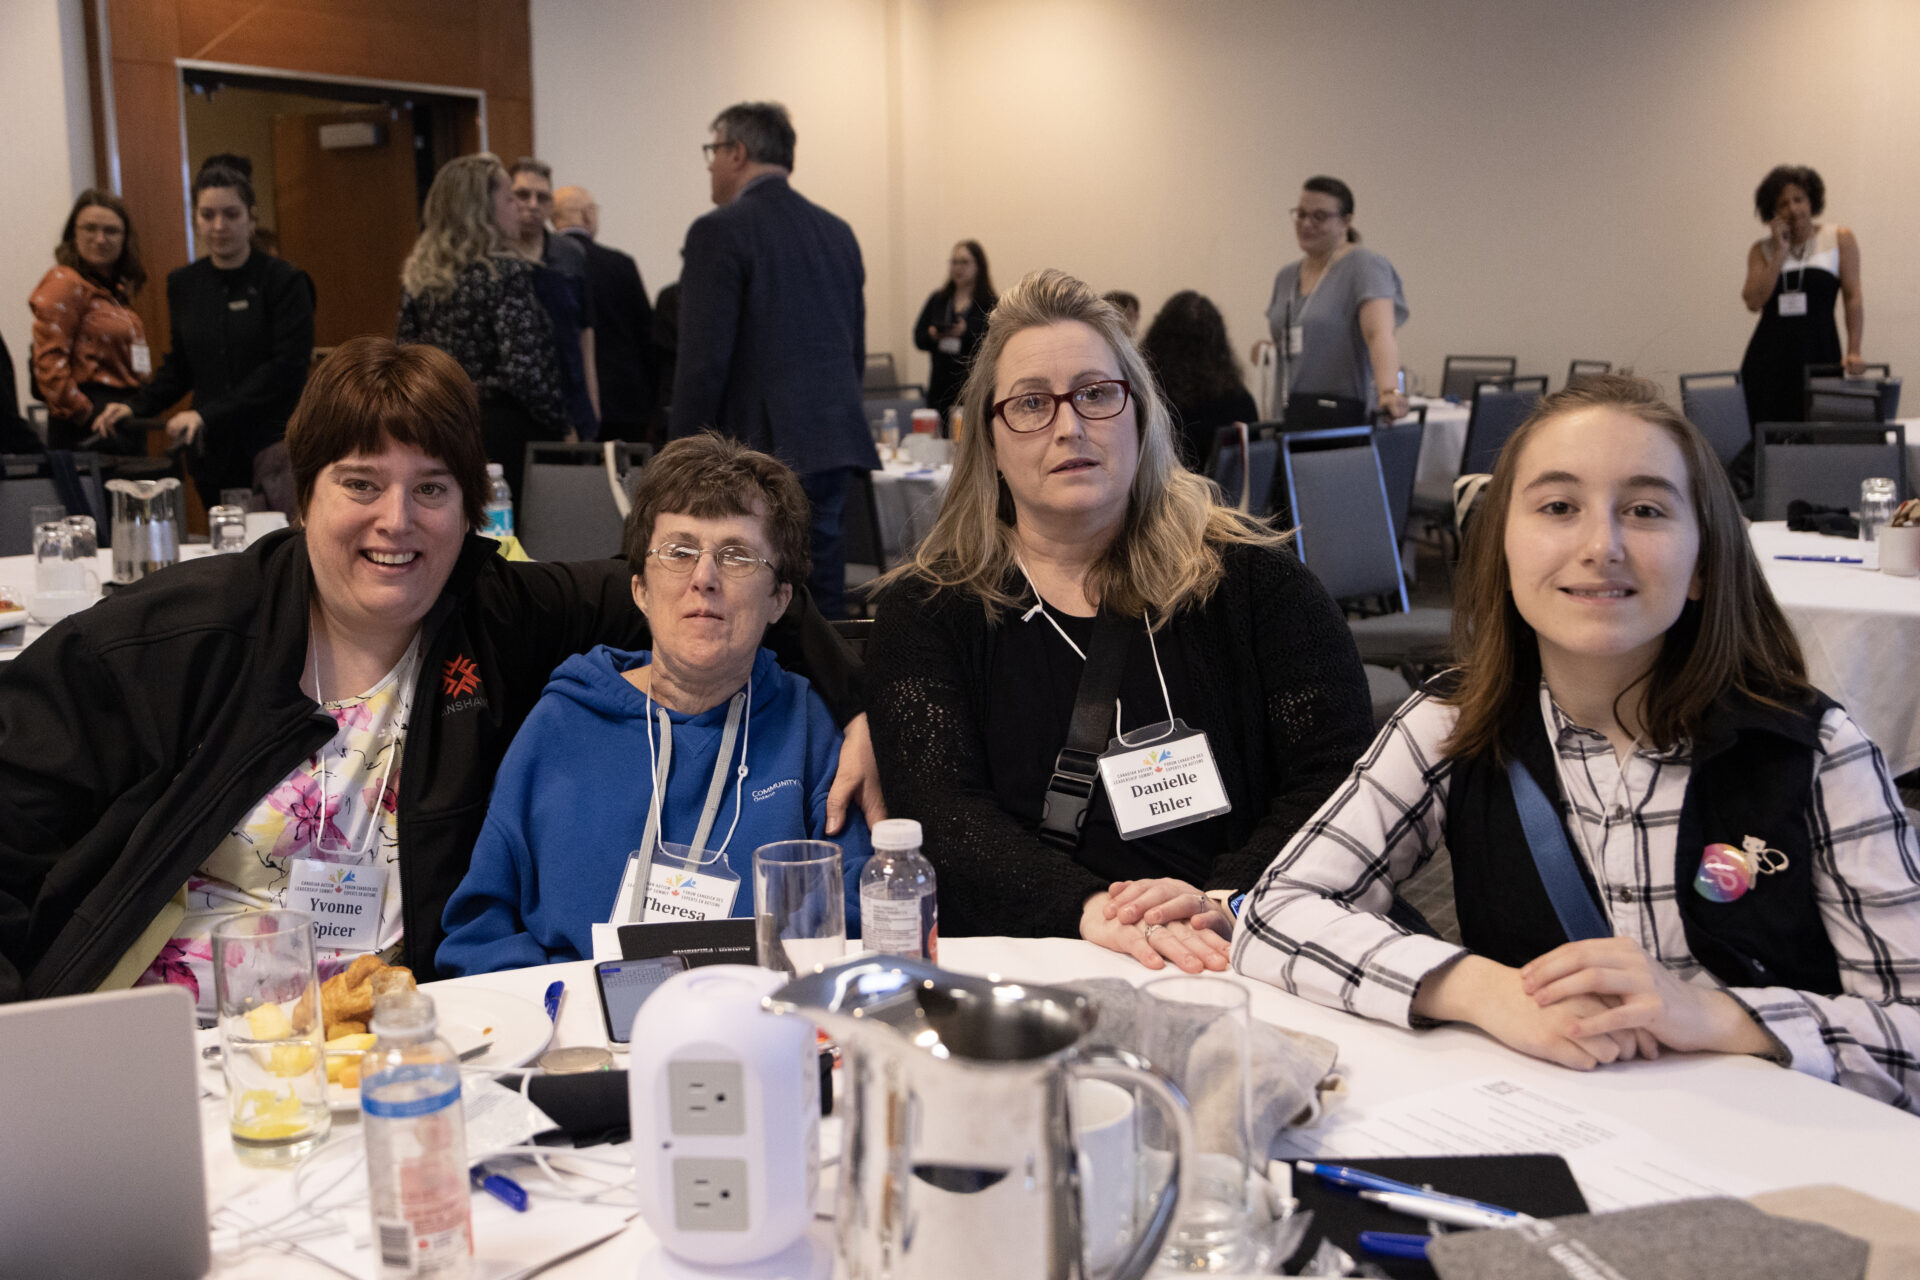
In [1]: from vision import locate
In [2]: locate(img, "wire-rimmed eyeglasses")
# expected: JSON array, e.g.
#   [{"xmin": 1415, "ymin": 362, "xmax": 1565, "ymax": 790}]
[{"xmin": 646, "ymin": 542, "xmax": 776, "ymax": 579}]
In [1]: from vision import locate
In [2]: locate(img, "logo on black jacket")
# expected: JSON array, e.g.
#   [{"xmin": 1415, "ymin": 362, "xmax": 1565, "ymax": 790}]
[{"xmin": 442, "ymin": 654, "xmax": 482, "ymax": 698}]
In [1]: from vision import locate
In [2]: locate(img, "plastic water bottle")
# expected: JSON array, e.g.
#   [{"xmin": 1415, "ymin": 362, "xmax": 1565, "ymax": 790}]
[
  {"xmin": 859, "ymin": 818, "xmax": 938, "ymax": 961},
  {"xmin": 482, "ymin": 462, "xmax": 514, "ymax": 539},
  {"xmin": 361, "ymin": 990, "xmax": 472, "ymax": 1278}
]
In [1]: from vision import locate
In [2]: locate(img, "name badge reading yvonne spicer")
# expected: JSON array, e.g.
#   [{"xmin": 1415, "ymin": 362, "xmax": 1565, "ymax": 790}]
[
  {"xmin": 1287, "ymin": 324, "xmax": 1305, "ymax": 357},
  {"xmin": 1097, "ymin": 719, "xmax": 1232, "ymax": 840},
  {"xmin": 1778, "ymin": 290, "xmax": 1808, "ymax": 317},
  {"xmin": 131, "ymin": 341, "xmax": 151, "ymax": 375},
  {"xmin": 288, "ymin": 858, "xmax": 387, "ymax": 950}
]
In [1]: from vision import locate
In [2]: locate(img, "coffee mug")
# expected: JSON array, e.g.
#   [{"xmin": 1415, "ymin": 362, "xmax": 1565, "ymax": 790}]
[
  {"xmin": 1076, "ymin": 1078, "xmax": 1140, "ymax": 1272},
  {"xmin": 1879, "ymin": 525, "xmax": 1920, "ymax": 577}
]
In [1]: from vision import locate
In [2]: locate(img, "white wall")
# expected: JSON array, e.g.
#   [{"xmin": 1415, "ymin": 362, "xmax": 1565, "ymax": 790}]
[
  {"xmin": 531, "ymin": 0, "xmax": 1920, "ymax": 401},
  {"xmin": 1, "ymin": 0, "xmax": 95, "ymax": 413}
]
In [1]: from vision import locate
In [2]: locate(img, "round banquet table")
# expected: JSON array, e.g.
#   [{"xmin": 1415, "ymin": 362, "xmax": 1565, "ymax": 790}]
[
  {"xmin": 1751, "ymin": 521, "xmax": 1920, "ymax": 777},
  {"xmin": 193, "ymin": 935, "xmax": 1920, "ymax": 1277}
]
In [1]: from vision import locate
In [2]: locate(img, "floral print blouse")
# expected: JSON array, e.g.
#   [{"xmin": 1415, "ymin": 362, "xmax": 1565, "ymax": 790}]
[{"xmin": 397, "ymin": 256, "xmax": 568, "ymax": 435}]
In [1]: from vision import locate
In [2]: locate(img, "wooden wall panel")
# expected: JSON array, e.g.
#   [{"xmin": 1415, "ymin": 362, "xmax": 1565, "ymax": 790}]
[{"xmin": 98, "ymin": 0, "xmax": 533, "ymax": 356}]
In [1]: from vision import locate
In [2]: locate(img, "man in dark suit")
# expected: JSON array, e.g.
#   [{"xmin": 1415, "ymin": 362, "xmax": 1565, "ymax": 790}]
[
  {"xmin": 553, "ymin": 185, "xmax": 656, "ymax": 446},
  {"xmin": 670, "ymin": 101, "xmax": 879, "ymax": 620}
]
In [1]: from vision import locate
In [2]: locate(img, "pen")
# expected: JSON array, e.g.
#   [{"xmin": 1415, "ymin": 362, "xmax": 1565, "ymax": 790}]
[
  {"xmin": 1772, "ymin": 554, "xmax": 1863, "ymax": 563},
  {"xmin": 1357, "ymin": 1231, "xmax": 1432, "ymax": 1260},
  {"xmin": 543, "ymin": 979, "xmax": 565, "ymax": 1024},
  {"xmin": 1359, "ymin": 1189, "xmax": 1532, "ymax": 1231},
  {"xmin": 471, "ymin": 1165, "xmax": 529, "ymax": 1212},
  {"xmin": 1293, "ymin": 1160, "xmax": 1513, "ymax": 1216}
]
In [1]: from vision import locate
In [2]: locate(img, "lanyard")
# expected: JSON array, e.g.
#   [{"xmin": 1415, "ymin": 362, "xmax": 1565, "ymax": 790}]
[
  {"xmin": 310, "ymin": 631, "xmax": 419, "ymax": 862},
  {"xmin": 1015, "ymin": 558, "xmax": 1175, "ymax": 738},
  {"xmin": 640, "ymin": 670, "xmax": 752, "ymax": 869},
  {"xmin": 1781, "ymin": 228, "xmax": 1815, "ymax": 294}
]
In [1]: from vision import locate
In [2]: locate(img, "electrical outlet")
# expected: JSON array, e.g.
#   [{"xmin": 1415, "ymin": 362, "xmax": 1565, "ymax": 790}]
[
  {"xmin": 673, "ymin": 1156, "xmax": 750, "ymax": 1231},
  {"xmin": 668, "ymin": 1060, "xmax": 745, "ymax": 1135}
]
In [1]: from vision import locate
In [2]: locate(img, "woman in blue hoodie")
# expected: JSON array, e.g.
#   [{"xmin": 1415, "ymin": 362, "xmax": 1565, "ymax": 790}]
[{"xmin": 439, "ymin": 433, "xmax": 870, "ymax": 974}]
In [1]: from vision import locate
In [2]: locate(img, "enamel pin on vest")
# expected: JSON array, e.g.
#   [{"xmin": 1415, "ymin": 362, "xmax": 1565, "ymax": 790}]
[{"xmin": 1694, "ymin": 835, "xmax": 1790, "ymax": 903}]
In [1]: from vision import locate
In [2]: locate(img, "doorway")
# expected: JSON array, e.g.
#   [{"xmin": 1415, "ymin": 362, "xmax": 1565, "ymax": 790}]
[{"xmin": 181, "ymin": 69, "xmax": 483, "ymax": 348}]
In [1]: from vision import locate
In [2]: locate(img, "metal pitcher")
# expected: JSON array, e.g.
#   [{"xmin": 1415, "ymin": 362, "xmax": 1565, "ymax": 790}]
[
  {"xmin": 768, "ymin": 956, "xmax": 1194, "ymax": 1280},
  {"xmin": 107, "ymin": 477, "xmax": 181, "ymax": 583}
]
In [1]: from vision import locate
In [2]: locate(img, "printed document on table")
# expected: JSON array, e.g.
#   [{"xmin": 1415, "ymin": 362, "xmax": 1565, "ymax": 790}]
[{"xmin": 1273, "ymin": 1075, "xmax": 1760, "ymax": 1210}]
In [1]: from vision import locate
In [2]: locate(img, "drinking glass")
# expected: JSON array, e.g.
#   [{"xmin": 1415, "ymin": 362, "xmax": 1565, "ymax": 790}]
[
  {"xmin": 753, "ymin": 840, "xmax": 846, "ymax": 975},
  {"xmin": 1860, "ymin": 477, "xmax": 1897, "ymax": 544},
  {"xmin": 29, "ymin": 503, "xmax": 65, "ymax": 532},
  {"xmin": 208, "ymin": 503, "xmax": 248, "ymax": 553},
  {"xmin": 1139, "ymin": 976, "xmax": 1264, "ymax": 1273},
  {"xmin": 30, "ymin": 519, "xmax": 100, "ymax": 624},
  {"xmin": 212, "ymin": 911, "xmax": 333, "ymax": 1165}
]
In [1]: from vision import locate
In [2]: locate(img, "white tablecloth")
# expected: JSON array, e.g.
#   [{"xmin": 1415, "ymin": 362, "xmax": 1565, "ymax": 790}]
[
  {"xmin": 868, "ymin": 461, "xmax": 951, "ymax": 563},
  {"xmin": 1752, "ymin": 521, "xmax": 1920, "ymax": 776},
  {"xmin": 195, "ymin": 936, "xmax": 1920, "ymax": 1277},
  {"xmin": 0, "ymin": 546, "xmax": 212, "ymax": 663},
  {"xmin": 1405, "ymin": 397, "xmax": 1471, "ymax": 506}
]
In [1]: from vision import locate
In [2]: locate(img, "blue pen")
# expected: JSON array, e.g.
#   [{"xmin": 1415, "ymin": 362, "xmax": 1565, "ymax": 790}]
[
  {"xmin": 543, "ymin": 979, "xmax": 565, "ymax": 1024},
  {"xmin": 471, "ymin": 1165, "xmax": 529, "ymax": 1212},
  {"xmin": 1773, "ymin": 554, "xmax": 1863, "ymax": 563},
  {"xmin": 1358, "ymin": 1231, "xmax": 1431, "ymax": 1261},
  {"xmin": 1294, "ymin": 1160, "xmax": 1519, "ymax": 1219}
]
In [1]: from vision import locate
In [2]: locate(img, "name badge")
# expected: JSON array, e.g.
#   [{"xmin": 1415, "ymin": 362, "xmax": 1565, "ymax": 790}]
[
  {"xmin": 131, "ymin": 341, "xmax": 152, "ymax": 375},
  {"xmin": 1287, "ymin": 324, "xmax": 1304, "ymax": 357},
  {"xmin": 611, "ymin": 840, "xmax": 741, "ymax": 925},
  {"xmin": 1097, "ymin": 719, "xmax": 1232, "ymax": 840},
  {"xmin": 227, "ymin": 298, "xmax": 250, "ymax": 311},
  {"xmin": 288, "ymin": 858, "xmax": 387, "ymax": 951},
  {"xmin": 1777, "ymin": 290, "xmax": 1808, "ymax": 317},
  {"xmin": 937, "ymin": 336, "xmax": 962, "ymax": 354}
]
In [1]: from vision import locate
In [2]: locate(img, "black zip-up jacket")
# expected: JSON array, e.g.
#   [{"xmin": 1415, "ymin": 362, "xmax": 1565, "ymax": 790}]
[{"xmin": 0, "ymin": 530, "xmax": 859, "ymax": 1001}]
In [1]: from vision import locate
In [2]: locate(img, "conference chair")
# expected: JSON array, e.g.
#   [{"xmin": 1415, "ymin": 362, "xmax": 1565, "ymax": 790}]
[
  {"xmin": 862, "ymin": 353, "xmax": 900, "ymax": 392},
  {"xmin": 1754, "ymin": 422, "xmax": 1907, "ymax": 521},
  {"xmin": 841, "ymin": 468, "xmax": 888, "ymax": 616},
  {"xmin": 1282, "ymin": 391, "xmax": 1370, "ymax": 431},
  {"xmin": 1439, "ymin": 354, "xmax": 1516, "ymax": 401},
  {"xmin": 1372, "ymin": 418, "xmax": 1425, "ymax": 549},
  {"xmin": 1281, "ymin": 427, "xmax": 1452, "ymax": 721},
  {"xmin": 1, "ymin": 454, "xmax": 71, "ymax": 556},
  {"xmin": 517, "ymin": 441, "xmax": 650, "ymax": 562},
  {"xmin": 829, "ymin": 616, "xmax": 873, "ymax": 661},
  {"xmin": 1678, "ymin": 371, "xmax": 1753, "ymax": 469},
  {"xmin": 1804, "ymin": 364, "xmax": 1900, "ymax": 422},
  {"xmin": 1459, "ymin": 378, "xmax": 1545, "ymax": 476},
  {"xmin": 1566, "ymin": 359, "xmax": 1611, "ymax": 387},
  {"xmin": 1213, "ymin": 433, "xmax": 1279, "ymax": 517}
]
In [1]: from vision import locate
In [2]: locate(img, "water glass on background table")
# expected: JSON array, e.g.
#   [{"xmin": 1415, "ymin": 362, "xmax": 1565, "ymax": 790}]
[
  {"xmin": 753, "ymin": 840, "xmax": 846, "ymax": 975},
  {"xmin": 211, "ymin": 910, "xmax": 333, "ymax": 1165},
  {"xmin": 208, "ymin": 503, "xmax": 248, "ymax": 553},
  {"xmin": 1139, "ymin": 975, "xmax": 1267, "ymax": 1273},
  {"xmin": 29, "ymin": 516, "xmax": 100, "ymax": 624},
  {"xmin": 29, "ymin": 503, "xmax": 65, "ymax": 534}
]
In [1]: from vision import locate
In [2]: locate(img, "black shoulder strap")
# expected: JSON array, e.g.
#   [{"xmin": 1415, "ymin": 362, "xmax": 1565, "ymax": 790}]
[{"xmin": 1037, "ymin": 612, "xmax": 1133, "ymax": 850}]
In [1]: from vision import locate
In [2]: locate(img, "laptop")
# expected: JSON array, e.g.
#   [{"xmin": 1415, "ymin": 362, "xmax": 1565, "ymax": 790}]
[{"xmin": 0, "ymin": 984, "xmax": 211, "ymax": 1277}]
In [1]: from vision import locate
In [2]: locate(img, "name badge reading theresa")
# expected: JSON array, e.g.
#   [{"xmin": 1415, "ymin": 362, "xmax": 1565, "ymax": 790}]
[
  {"xmin": 1097, "ymin": 719, "xmax": 1232, "ymax": 840},
  {"xmin": 1778, "ymin": 290, "xmax": 1808, "ymax": 317},
  {"xmin": 288, "ymin": 858, "xmax": 387, "ymax": 950},
  {"xmin": 1287, "ymin": 324, "xmax": 1305, "ymax": 357}
]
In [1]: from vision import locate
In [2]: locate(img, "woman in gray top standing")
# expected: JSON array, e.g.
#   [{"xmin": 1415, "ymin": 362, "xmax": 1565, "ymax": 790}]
[{"xmin": 1265, "ymin": 175, "xmax": 1409, "ymax": 420}]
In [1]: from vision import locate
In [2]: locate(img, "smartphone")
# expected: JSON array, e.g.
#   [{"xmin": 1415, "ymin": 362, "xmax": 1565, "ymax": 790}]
[{"xmin": 595, "ymin": 954, "xmax": 688, "ymax": 1047}]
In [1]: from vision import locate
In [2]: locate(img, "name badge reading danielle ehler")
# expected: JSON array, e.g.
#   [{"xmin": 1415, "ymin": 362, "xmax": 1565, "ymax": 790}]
[{"xmin": 1097, "ymin": 719, "xmax": 1232, "ymax": 840}]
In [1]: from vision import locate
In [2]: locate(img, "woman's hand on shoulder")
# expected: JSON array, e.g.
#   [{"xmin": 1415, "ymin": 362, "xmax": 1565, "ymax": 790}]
[
  {"xmin": 1106, "ymin": 877, "xmax": 1234, "ymax": 937},
  {"xmin": 1520, "ymin": 937, "xmax": 1777, "ymax": 1058},
  {"xmin": 1082, "ymin": 890, "xmax": 1229, "ymax": 974},
  {"xmin": 826, "ymin": 713, "xmax": 887, "ymax": 835}
]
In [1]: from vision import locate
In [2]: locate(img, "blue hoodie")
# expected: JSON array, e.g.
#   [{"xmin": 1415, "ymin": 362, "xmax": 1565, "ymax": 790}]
[{"xmin": 438, "ymin": 645, "xmax": 870, "ymax": 976}]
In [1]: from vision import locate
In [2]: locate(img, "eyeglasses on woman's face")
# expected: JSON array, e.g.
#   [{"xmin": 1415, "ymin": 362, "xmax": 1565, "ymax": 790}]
[
  {"xmin": 992, "ymin": 379, "xmax": 1133, "ymax": 434},
  {"xmin": 646, "ymin": 541, "xmax": 776, "ymax": 579},
  {"xmin": 1289, "ymin": 206, "xmax": 1343, "ymax": 227}
]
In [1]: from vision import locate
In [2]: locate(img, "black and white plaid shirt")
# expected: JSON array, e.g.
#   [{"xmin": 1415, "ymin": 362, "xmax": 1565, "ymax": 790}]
[{"xmin": 1231, "ymin": 686, "xmax": 1920, "ymax": 1113}]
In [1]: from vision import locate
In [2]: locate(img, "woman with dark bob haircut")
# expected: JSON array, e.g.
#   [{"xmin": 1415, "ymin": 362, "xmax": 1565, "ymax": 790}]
[
  {"xmin": 440, "ymin": 431, "xmax": 872, "ymax": 974},
  {"xmin": 0, "ymin": 336, "xmax": 876, "ymax": 1009},
  {"xmin": 1739, "ymin": 163, "xmax": 1866, "ymax": 428},
  {"xmin": 1220, "ymin": 375, "xmax": 1920, "ymax": 1111},
  {"xmin": 29, "ymin": 188, "xmax": 152, "ymax": 453}
]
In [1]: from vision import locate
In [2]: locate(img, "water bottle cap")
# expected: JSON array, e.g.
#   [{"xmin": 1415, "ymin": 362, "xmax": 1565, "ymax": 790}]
[
  {"xmin": 486, "ymin": 462, "xmax": 505, "ymax": 478},
  {"xmin": 369, "ymin": 988, "xmax": 438, "ymax": 1037},
  {"xmin": 871, "ymin": 818, "xmax": 923, "ymax": 851}
]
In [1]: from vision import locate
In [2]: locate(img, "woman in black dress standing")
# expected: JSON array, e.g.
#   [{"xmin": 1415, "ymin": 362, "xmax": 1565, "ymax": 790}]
[
  {"xmin": 102, "ymin": 157, "xmax": 315, "ymax": 512},
  {"xmin": 1738, "ymin": 164, "xmax": 1866, "ymax": 427},
  {"xmin": 912, "ymin": 240, "xmax": 996, "ymax": 420}
]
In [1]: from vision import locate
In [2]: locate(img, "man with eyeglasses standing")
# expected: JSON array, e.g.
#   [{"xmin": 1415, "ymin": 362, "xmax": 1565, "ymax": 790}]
[
  {"xmin": 671, "ymin": 101, "xmax": 879, "ymax": 620},
  {"xmin": 510, "ymin": 157, "xmax": 597, "ymax": 441}
]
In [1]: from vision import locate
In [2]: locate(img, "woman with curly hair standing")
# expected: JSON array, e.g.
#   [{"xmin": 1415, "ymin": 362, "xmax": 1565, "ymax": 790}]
[
  {"xmin": 1738, "ymin": 164, "xmax": 1866, "ymax": 428},
  {"xmin": 397, "ymin": 153, "xmax": 568, "ymax": 506}
]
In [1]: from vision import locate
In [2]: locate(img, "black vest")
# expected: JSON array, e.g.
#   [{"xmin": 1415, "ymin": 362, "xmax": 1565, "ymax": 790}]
[{"xmin": 1444, "ymin": 689, "xmax": 1843, "ymax": 994}]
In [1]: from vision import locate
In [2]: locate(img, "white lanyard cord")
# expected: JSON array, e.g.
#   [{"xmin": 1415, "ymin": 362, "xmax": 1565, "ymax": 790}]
[
  {"xmin": 643, "ymin": 670, "xmax": 752, "ymax": 866},
  {"xmin": 310, "ymin": 629, "xmax": 419, "ymax": 862},
  {"xmin": 1015, "ymin": 558, "xmax": 1175, "ymax": 737}
]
